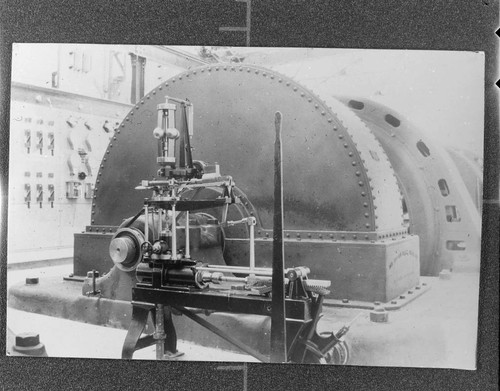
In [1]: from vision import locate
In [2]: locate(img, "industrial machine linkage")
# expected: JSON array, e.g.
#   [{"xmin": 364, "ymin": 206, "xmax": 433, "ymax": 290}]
[{"xmin": 110, "ymin": 97, "xmax": 352, "ymax": 363}]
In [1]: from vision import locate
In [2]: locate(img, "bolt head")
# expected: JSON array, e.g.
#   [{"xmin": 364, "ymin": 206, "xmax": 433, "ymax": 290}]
[
  {"xmin": 25, "ymin": 277, "xmax": 39, "ymax": 285},
  {"xmin": 370, "ymin": 309, "xmax": 389, "ymax": 323},
  {"xmin": 16, "ymin": 333, "xmax": 40, "ymax": 347}
]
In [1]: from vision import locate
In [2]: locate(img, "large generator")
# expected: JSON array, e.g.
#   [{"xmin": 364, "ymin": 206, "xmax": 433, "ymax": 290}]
[{"xmin": 8, "ymin": 49, "xmax": 482, "ymax": 364}]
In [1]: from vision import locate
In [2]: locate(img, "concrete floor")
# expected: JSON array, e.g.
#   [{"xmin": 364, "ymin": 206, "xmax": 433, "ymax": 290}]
[
  {"xmin": 6, "ymin": 262, "xmax": 258, "ymax": 362},
  {"xmin": 6, "ymin": 259, "xmax": 479, "ymax": 368}
]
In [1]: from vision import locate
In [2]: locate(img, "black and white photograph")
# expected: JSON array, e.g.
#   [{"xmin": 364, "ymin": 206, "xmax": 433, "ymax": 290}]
[
  {"xmin": 0, "ymin": 2, "xmax": 498, "ymax": 391},
  {"xmin": 5, "ymin": 44, "xmax": 484, "ymax": 369}
]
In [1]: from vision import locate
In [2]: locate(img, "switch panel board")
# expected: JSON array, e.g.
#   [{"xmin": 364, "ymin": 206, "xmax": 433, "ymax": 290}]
[
  {"xmin": 8, "ymin": 83, "xmax": 131, "ymax": 263},
  {"xmin": 8, "ymin": 44, "xmax": 204, "ymax": 263}
]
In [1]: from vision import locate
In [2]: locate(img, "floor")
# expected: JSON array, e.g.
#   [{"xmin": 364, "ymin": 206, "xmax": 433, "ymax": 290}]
[
  {"xmin": 6, "ymin": 259, "xmax": 479, "ymax": 368},
  {"xmin": 6, "ymin": 262, "xmax": 258, "ymax": 362}
]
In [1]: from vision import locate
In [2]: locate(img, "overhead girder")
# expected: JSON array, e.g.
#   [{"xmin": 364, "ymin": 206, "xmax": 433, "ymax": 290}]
[
  {"xmin": 92, "ymin": 64, "xmax": 405, "ymax": 236},
  {"xmin": 338, "ymin": 97, "xmax": 481, "ymax": 275}
]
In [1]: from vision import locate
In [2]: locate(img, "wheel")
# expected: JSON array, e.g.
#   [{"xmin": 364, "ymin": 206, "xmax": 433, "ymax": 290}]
[
  {"xmin": 323, "ymin": 340, "xmax": 349, "ymax": 365},
  {"xmin": 302, "ymin": 350, "xmax": 328, "ymax": 364}
]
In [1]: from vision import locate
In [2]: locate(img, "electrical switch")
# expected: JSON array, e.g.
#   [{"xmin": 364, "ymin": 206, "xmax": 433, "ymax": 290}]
[
  {"xmin": 47, "ymin": 132, "xmax": 54, "ymax": 156},
  {"xmin": 84, "ymin": 183, "xmax": 94, "ymax": 199},
  {"xmin": 48, "ymin": 184, "xmax": 55, "ymax": 208},
  {"xmin": 36, "ymin": 184, "xmax": 43, "ymax": 208},
  {"xmin": 66, "ymin": 181, "xmax": 81, "ymax": 199},
  {"xmin": 24, "ymin": 130, "xmax": 31, "ymax": 153},
  {"xmin": 36, "ymin": 131, "xmax": 43, "ymax": 155},
  {"xmin": 24, "ymin": 184, "xmax": 31, "ymax": 208}
]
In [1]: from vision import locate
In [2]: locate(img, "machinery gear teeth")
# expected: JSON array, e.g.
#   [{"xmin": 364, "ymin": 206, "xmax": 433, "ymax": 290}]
[{"xmin": 303, "ymin": 280, "xmax": 331, "ymax": 296}]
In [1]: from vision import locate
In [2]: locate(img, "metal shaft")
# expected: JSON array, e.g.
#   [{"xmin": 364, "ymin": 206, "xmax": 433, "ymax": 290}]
[
  {"xmin": 196, "ymin": 265, "xmax": 273, "ymax": 276},
  {"xmin": 185, "ymin": 211, "xmax": 190, "ymax": 258},
  {"xmin": 249, "ymin": 220, "xmax": 255, "ymax": 277},
  {"xmin": 171, "ymin": 204, "xmax": 177, "ymax": 260},
  {"xmin": 155, "ymin": 304, "xmax": 166, "ymax": 360},
  {"xmin": 270, "ymin": 111, "xmax": 287, "ymax": 363},
  {"xmin": 144, "ymin": 202, "xmax": 149, "ymax": 243}
]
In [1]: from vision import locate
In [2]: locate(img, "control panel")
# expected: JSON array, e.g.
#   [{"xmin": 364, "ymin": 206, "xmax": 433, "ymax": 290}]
[
  {"xmin": 8, "ymin": 85, "xmax": 130, "ymax": 262},
  {"xmin": 8, "ymin": 44, "xmax": 202, "ymax": 263}
]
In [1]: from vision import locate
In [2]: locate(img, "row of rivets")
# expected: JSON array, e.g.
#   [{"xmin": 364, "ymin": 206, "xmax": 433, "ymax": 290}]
[
  {"xmin": 104, "ymin": 65, "xmax": 379, "ymax": 230},
  {"xmin": 88, "ymin": 227, "xmax": 114, "ymax": 233},
  {"xmin": 256, "ymin": 231, "xmax": 377, "ymax": 241},
  {"xmin": 238, "ymin": 64, "xmax": 374, "ymax": 225}
]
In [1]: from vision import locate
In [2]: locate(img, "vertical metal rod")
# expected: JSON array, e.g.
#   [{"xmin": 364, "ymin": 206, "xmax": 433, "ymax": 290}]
[
  {"xmin": 144, "ymin": 201, "xmax": 149, "ymax": 243},
  {"xmin": 270, "ymin": 111, "xmax": 287, "ymax": 363},
  {"xmin": 249, "ymin": 219, "xmax": 255, "ymax": 277},
  {"xmin": 130, "ymin": 54, "xmax": 137, "ymax": 103},
  {"xmin": 171, "ymin": 204, "xmax": 177, "ymax": 260},
  {"xmin": 92, "ymin": 269, "xmax": 97, "ymax": 294},
  {"xmin": 157, "ymin": 107, "xmax": 165, "ymax": 160},
  {"xmin": 157, "ymin": 208, "xmax": 160, "ymax": 238},
  {"xmin": 185, "ymin": 211, "xmax": 190, "ymax": 259},
  {"xmin": 221, "ymin": 203, "xmax": 229, "ymax": 224},
  {"xmin": 166, "ymin": 103, "xmax": 176, "ymax": 161},
  {"xmin": 155, "ymin": 304, "xmax": 166, "ymax": 360}
]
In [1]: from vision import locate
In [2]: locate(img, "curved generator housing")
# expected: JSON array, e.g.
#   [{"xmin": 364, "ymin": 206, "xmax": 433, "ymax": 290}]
[
  {"xmin": 74, "ymin": 64, "xmax": 420, "ymax": 303},
  {"xmin": 339, "ymin": 97, "xmax": 481, "ymax": 276}
]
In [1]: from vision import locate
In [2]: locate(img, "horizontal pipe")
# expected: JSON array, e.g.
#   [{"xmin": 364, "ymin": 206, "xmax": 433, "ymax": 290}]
[
  {"xmin": 213, "ymin": 275, "xmax": 270, "ymax": 283},
  {"xmin": 197, "ymin": 265, "xmax": 273, "ymax": 276}
]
